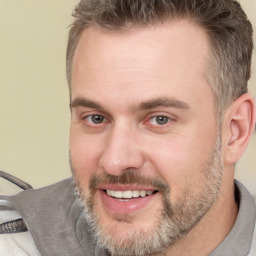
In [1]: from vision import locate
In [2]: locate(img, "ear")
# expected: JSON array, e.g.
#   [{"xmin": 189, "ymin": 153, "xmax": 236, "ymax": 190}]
[{"xmin": 223, "ymin": 93, "xmax": 256, "ymax": 165}]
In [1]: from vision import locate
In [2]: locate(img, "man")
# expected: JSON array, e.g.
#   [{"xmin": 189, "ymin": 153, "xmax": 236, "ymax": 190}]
[{"xmin": 0, "ymin": 0, "xmax": 255, "ymax": 255}]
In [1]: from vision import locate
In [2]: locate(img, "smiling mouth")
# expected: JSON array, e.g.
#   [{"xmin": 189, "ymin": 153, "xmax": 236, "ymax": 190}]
[
  {"xmin": 104, "ymin": 189, "xmax": 158, "ymax": 200},
  {"xmin": 99, "ymin": 188, "xmax": 160, "ymax": 215}
]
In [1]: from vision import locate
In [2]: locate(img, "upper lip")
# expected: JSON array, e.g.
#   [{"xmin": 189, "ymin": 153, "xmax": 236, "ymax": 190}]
[{"xmin": 98, "ymin": 184, "xmax": 158, "ymax": 191}]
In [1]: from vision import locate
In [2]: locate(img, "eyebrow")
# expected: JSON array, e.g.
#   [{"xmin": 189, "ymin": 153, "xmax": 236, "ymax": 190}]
[
  {"xmin": 70, "ymin": 98, "xmax": 104, "ymax": 110},
  {"xmin": 70, "ymin": 97, "xmax": 190, "ymax": 112},
  {"xmin": 135, "ymin": 97, "xmax": 190, "ymax": 111}
]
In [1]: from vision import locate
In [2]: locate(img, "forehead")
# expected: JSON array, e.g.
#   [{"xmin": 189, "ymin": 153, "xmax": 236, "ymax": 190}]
[
  {"xmin": 71, "ymin": 20, "xmax": 213, "ymax": 110},
  {"xmin": 73, "ymin": 20, "xmax": 209, "ymax": 71}
]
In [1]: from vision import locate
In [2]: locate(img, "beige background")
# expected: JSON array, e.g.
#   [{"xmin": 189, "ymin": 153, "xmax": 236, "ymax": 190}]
[{"xmin": 0, "ymin": 0, "xmax": 255, "ymax": 195}]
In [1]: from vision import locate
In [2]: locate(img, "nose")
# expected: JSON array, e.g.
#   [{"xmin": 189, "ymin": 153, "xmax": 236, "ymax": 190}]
[{"xmin": 99, "ymin": 124, "xmax": 145, "ymax": 176}]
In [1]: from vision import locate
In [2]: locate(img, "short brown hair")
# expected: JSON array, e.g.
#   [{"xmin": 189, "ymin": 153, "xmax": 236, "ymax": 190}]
[{"xmin": 66, "ymin": 0, "xmax": 253, "ymax": 114}]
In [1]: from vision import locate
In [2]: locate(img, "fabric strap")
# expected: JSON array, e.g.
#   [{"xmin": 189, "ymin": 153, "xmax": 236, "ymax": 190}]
[{"xmin": 0, "ymin": 178, "xmax": 107, "ymax": 256}]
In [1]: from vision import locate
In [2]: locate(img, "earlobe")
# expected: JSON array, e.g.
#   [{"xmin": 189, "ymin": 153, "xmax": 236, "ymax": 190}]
[{"xmin": 224, "ymin": 93, "xmax": 256, "ymax": 164}]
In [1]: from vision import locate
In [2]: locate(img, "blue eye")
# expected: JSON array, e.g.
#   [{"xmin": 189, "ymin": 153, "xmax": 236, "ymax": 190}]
[
  {"xmin": 86, "ymin": 114, "xmax": 105, "ymax": 124},
  {"xmin": 149, "ymin": 116, "xmax": 170, "ymax": 125}
]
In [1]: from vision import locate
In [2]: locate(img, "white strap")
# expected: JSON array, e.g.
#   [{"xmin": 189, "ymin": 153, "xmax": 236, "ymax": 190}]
[
  {"xmin": 0, "ymin": 232, "xmax": 41, "ymax": 256},
  {"xmin": 0, "ymin": 200, "xmax": 22, "ymax": 224}
]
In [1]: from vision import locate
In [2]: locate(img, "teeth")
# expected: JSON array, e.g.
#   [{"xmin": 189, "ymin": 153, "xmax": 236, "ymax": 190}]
[
  {"xmin": 140, "ymin": 191, "xmax": 146, "ymax": 197},
  {"xmin": 132, "ymin": 191, "xmax": 140, "ymax": 198},
  {"xmin": 146, "ymin": 191, "xmax": 153, "ymax": 196},
  {"xmin": 106, "ymin": 190, "xmax": 155, "ymax": 199},
  {"xmin": 123, "ymin": 191, "xmax": 132, "ymax": 199}
]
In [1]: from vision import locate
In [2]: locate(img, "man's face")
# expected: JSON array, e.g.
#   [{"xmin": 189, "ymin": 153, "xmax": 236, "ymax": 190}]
[{"xmin": 70, "ymin": 20, "xmax": 223, "ymax": 255}]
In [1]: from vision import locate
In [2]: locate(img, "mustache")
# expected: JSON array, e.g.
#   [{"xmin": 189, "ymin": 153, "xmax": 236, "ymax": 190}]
[{"xmin": 89, "ymin": 171, "xmax": 170, "ymax": 194}]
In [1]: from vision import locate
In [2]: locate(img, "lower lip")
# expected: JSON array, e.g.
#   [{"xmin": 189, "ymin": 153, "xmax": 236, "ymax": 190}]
[{"xmin": 99, "ymin": 190, "xmax": 158, "ymax": 215}]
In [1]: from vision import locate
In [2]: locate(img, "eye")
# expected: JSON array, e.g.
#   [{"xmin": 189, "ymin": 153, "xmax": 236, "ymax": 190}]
[
  {"xmin": 85, "ymin": 114, "xmax": 106, "ymax": 124},
  {"xmin": 149, "ymin": 116, "xmax": 171, "ymax": 125}
]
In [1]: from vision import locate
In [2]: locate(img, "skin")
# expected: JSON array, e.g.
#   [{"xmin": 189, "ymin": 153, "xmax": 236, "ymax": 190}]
[{"xmin": 69, "ymin": 20, "xmax": 256, "ymax": 255}]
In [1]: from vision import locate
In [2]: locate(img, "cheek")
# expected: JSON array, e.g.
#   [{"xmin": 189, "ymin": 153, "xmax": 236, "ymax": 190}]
[
  {"xmin": 144, "ymin": 130, "xmax": 216, "ymax": 199},
  {"xmin": 146, "ymin": 139, "xmax": 192, "ymax": 198},
  {"xmin": 70, "ymin": 129, "xmax": 104, "ymax": 186}
]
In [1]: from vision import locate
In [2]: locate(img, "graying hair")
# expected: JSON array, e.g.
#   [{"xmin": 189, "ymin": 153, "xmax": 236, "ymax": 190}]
[{"xmin": 66, "ymin": 0, "xmax": 253, "ymax": 114}]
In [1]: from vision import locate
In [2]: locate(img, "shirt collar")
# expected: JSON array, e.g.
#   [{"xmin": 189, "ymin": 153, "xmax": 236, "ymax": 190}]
[{"xmin": 210, "ymin": 180, "xmax": 256, "ymax": 256}]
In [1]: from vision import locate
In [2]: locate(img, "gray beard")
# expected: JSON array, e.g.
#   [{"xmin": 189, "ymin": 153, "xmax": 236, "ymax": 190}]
[{"xmin": 71, "ymin": 133, "xmax": 223, "ymax": 256}]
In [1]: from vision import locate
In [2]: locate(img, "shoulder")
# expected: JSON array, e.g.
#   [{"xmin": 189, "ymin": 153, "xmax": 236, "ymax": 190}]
[
  {"xmin": 0, "ymin": 178, "xmax": 75, "ymax": 256},
  {"xmin": 0, "ymin": 199, "xmax": 41, "ymax": 256},
  {"xmin": 248, "ymin": 224, "xmax": 256, "ymax": 256},
  {"xmin": 0, "ymin": 178, "xmax": 74, "ymax": 213},
  {"xmin": 0, "ymin": 178, "xmax": 74, "ymax": 226}
]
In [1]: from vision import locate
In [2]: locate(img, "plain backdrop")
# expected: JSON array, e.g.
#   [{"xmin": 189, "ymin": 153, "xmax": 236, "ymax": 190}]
[{"xmin": 0, "ymin": 0, "xmax": 255, "ymax": 195}]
